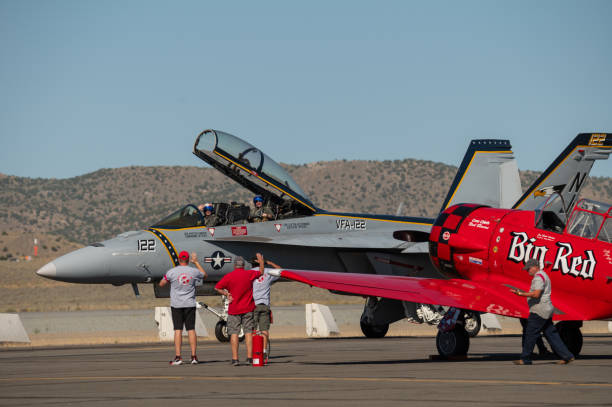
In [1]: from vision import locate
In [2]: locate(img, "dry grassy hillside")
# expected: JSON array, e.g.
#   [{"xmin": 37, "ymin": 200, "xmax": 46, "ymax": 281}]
[{"xmin": 1, "ymin": 160, "xmax": 610, "ymax": 247}]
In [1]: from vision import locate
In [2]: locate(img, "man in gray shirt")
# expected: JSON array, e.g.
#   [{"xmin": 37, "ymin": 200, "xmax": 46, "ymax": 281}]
[
  {"xmin": 510, "ymin": 259, "xmax": 574, "ymax": 365},
  {"xmin": 252, "ymin": 255, "xmax": 281, "ymax": 359},
  {"xmin": 159, "ymin": 250, "xmax": 207, "ymax": 365}
]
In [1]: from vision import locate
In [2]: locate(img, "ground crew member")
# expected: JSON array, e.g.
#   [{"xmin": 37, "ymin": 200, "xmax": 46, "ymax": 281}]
[
  {"xmin": 252, "ymin": 255, "xmax": 281, "ymax": 359},
  {"xmin": 510, "ymin": 258, "xmax": 574, "ymax": 365},
  {"xmin": 214, "ymin": 254, "xmax": 264, "ymax": 366},
  {"xmin": 159, "ymin": 251, "xmax": 207, "ymax": 365},
  {"xmin": 249, "ymin": 195, "xmax": 274, "ymax": 222},
  {"xmin": 519, "ymin": 318, "xmax": 552, "ymax": 358}
]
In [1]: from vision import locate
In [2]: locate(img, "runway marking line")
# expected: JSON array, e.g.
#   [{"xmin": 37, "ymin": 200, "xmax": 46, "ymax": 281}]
[{"xmin": 1, "ymin": 376, "xmax": 611, "ymax": 388}]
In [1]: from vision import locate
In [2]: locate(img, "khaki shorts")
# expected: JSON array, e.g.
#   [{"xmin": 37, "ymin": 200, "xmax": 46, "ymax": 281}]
[
  {"xmin": 227, "ymin": 312, "xmax": 254, "ymax": 335},
  {"xmin": 253, "ymin": 304, "xmax": 271, "ymax": 331}
]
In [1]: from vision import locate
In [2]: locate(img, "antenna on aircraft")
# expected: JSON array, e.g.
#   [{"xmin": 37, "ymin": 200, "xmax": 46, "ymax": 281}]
[{"xmin": 395, "ymin": 201, "xmax": 404, "ymax": 216}]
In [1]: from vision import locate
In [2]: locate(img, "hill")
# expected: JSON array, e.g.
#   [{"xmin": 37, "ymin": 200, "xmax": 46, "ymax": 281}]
[{"xmin": 0, "ymin": 160, "xmax": 610, "ymax": 248}]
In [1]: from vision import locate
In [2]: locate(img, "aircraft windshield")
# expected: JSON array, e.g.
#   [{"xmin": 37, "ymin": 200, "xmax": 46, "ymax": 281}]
[
  {"xmin": 566, "ymin": 199, "xmax": 612, "ymax": 240},
  {"xmin": 534, "ymin": 193, "xmax": 568, "ymax": 233},
  {"xmin": 193, "ymin": 129, "xmax": 315, "ymax": 212},
  {"xmin": 151, "ymin": 205, "xmax": 204, "ymax": 229}
]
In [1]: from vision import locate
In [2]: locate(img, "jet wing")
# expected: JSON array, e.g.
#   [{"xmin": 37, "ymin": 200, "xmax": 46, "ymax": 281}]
[{"xmin": 278, "ymin": 270, "xmax": 590, "ymax": 321}]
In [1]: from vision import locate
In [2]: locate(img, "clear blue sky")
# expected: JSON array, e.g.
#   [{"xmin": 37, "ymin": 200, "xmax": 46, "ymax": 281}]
[{"xmin": 1, "ymin": 0, "xmax": 611, "ymax": 179}]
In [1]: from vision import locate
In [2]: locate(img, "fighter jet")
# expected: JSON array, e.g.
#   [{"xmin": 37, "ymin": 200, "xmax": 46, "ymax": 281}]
[{"xmin": 36, "ymin": 130, "xmax": 611, "ymax": 340}]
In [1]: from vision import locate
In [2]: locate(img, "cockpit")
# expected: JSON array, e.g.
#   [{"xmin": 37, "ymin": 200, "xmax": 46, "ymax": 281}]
[
  {"xmin": 535, "ymin": 193, "xmax": 611, "ymax": 242},
  {"xmin": 151, "ymin": 129, "xmax": 319, "ymax": 230},
  {"xmin": 566, "ymin": 199, "xmax": 612, "ymax": 242}
]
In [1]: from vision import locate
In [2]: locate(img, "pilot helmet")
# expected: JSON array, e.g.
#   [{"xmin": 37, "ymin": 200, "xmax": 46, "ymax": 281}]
[
  {"xmin": 253, "ymin": 195, "xmax": 264, "ymax": 204},
  {"xmin": 203, "ymin": 203, "xmax": 214, "ymax": 213}
]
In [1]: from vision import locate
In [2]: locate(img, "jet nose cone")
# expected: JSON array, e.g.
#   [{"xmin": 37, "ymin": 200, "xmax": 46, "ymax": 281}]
[{"xmin": 36, "ymin": 262, "xmax": 57, "ymax": 278}]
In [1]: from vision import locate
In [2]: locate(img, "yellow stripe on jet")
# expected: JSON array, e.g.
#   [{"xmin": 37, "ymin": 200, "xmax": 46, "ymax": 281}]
[
  {"xmin": 315, "ymin": 213, "xmax": 432, "ymax": 226},
  {"xmin": 146, "ymin": 229, "xmax": 179, "ymax": 266}
]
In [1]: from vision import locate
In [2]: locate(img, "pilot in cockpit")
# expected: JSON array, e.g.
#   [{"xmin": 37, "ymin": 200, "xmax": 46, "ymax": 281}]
[
  {"xmin": 198, "ymin": 203, "xmax": 220, "ymax": 227},
  {"xmin": 249, "ymin": 195, "xmax": 274, "ymax": 223}
]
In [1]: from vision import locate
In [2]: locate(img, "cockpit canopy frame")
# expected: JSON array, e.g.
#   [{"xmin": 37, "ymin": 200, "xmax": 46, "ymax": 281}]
[
  {"xmin": 193, "ymin": 129, "xmax": 317, "ymax": 214},
  {"xmin": 565, "ymin": 199, "xmax": 612, "ymax": 242}
]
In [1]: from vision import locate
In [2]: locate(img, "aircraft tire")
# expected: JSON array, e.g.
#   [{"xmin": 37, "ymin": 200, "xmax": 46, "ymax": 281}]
[
  {"xmin": 215, "ymin": 320, "xmax": 230, "ymax": 342},
  {"xmin": 556, "ymin": 322, "xmax": 583, "ymax": 357},
  {"xmin": 360, "ymin": 321, "xmax": 389, "ymax": 338},
  {"xmin": 214, "ymin": 320, "xmax": 246, "ymax": 343},
  {"xmin": 464, "ymin": 312, "xmax": 481, "ymax": 338},
  {"xmin": 436, "ymin": 326, "xmax": 470, "ymax": 357}
]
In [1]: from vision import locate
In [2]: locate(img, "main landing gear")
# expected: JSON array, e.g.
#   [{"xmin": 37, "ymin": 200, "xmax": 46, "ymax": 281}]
[
  {"xmin": 556, "ymin": 321, "xmax": 583, "ymax": 357},
  {"xmin": 198, "ymin": 297, "xmax": 245, "ymax": 343},
  {"xmin": 436, "ymin": 326, "xmax": 470, "ymax": 357},
  {"xmin": 435, "ymin": 307, "xmax": 470, "ymax": 358},
  {"xmin": 360, "ymin": 320, "xmax": 389, "ymax": 338}
]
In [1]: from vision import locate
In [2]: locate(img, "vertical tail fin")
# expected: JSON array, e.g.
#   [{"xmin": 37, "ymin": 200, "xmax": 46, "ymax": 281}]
[
  {"xmin": 512, "ymin": 133, "xmax": 612, "ymax": 211},
  {"xmin": 440, "ymin": 140, "xmax": 522, "ymax": 212}
]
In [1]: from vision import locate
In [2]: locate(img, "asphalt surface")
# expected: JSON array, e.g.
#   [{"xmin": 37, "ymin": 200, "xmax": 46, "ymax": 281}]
[{"xmin": 1, "ymin": 335, "xmax": 612, "ymax": 406}]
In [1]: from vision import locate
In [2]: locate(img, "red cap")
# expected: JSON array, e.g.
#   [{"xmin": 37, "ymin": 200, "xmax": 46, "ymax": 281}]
[{"xmin": 178, "ymin": 251, "xmax": 189, "ymax": 261}]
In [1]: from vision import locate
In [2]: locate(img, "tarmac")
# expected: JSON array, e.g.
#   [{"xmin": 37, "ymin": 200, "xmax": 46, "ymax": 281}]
[{"xmin": 1, "ymin": 335, "xmax": 612, "ymax": 406}]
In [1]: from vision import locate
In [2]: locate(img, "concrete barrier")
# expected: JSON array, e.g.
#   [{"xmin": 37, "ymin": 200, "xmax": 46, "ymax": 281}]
[
  {"xmin": 0, "ymin": 313, "xmax": 31, "ymax": 343},
  {"xmin": 305, "ymin": 303, "xmax": 340, "ymax": 337},
  {"xmin": 154, "ymin": 307, "xmax": 208, "ymax": 341},
  {"xmin": 482, "ymin": 313, "xmax": 502, "ymax": 332}
]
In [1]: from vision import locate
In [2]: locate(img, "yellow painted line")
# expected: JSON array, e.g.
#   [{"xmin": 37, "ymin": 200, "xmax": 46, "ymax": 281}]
[
  {"xmin": 315, "ymin": 213, "xmax": 431, "ymax": 226},
  {"xmin": 444, "ymin": 150, "xmax": 513, "ymax": 210},
  {"xmin": 154, "ymin": 226, "xmax": 209, "ymax": 232},
  {"xmin": 514, "ymin": 144, "xmax": 612, "ymax": 209},
  {"xmin": 214, "ymin": 150, "xmax": 316, "ymax": 212},
  {"xmin": 146, "ymin": 229, "xmax": 178, "ymax": 265},
  {"xmin": 1, "ymin": 375, "xmax": 611, "ymax": 388}
]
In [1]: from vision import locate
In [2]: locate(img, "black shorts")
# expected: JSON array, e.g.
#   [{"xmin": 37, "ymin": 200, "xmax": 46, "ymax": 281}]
[{"xmin": 171, "ymin": 307, "xmax": 196, "ymax": 331}]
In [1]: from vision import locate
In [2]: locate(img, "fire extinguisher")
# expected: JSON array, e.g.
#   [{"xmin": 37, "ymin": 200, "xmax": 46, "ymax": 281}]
[{"xmin": 252, "ymin": 331, "xmax": 264, "ymax": 366}]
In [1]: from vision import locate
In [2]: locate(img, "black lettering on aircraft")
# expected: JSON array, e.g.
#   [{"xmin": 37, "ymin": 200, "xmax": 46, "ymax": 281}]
[
  {"xmin": 336, "ymin": 219, "xmax": 367, "ymax": 231},
  {"xmin": 568, "ymin": 172, "xmax": 587, "ymax": 194},
  {"xmin": 138, "ymin": 239, "xmax": 156, "ymax": 252}
]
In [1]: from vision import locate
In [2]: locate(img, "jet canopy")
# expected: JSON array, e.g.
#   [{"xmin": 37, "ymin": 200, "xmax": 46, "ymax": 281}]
[{"xmin": 193, "ymin": 129, "xmax": 316, "ymax": 213}]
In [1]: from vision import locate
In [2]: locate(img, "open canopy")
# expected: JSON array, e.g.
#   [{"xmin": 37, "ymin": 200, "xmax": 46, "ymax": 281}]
[{"xmin": 193, "ymin": 129, "xmax": 316, "ymax": 213}]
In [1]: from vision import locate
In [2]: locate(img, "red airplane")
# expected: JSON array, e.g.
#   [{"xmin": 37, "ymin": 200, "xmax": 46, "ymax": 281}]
[{"xmin": 278, "ymin": 184, "xmax": 612, "ymax": 358}]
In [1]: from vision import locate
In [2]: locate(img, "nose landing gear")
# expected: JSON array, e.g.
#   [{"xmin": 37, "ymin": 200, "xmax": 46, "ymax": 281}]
[{"xmin": 198, "ymin": 296, "xmax": 245, "ymax": 343}]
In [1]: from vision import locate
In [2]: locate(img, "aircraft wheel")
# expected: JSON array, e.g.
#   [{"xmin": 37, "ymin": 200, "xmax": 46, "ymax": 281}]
[
  {"xmin": 360, "ymin": 321, "xmax": 389, "ymax": 338},
  {"xmin": 464, "ymin": 312, "xmax": 481, "ymax": 338},
  {"xmin": 214, "ymin": 320, "xmax": 246, "ymax": 343},
  {"xmin": 556, "ymin": 322, "xmax": 583, "ymax": 357},
  {"xmin": 436, "ymin": 326, "xmax": 470, "ymax": 357},
  {"xmin": 215, "ymin": 320, "xmax": 230, "ymax": 342}
]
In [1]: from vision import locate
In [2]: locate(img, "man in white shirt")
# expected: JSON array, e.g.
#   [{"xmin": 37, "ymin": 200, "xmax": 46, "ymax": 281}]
[
  {"xmin": 252, "ymin": 255, "xmax": 281, "ymax": 359},
  {"xmin": 159, "ymin": 251, "xmax": 206, "ymax": 365},
  {"xmin": 511, "ymin": 259, "xmax": 574, "ymax": 365}
]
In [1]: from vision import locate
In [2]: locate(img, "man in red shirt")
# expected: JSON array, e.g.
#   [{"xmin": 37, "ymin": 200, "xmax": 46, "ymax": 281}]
[{"xmin": 215, "ymin": 253, "xmax": 264, "ymax": 366}]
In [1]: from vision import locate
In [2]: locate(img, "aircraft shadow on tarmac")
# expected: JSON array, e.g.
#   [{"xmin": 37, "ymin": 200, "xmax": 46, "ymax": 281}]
[{"xmin": 297, "ymin": 353, "xmax": 612, "ymax": 366}]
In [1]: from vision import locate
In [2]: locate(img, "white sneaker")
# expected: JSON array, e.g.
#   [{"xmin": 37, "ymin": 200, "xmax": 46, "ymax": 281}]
[{"xmin": 170, "ymin": 356, "xmax": 183, "ymax": 365}]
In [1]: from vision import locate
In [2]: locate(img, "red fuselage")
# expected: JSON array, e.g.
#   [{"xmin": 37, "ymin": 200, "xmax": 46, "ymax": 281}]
[{"xmin": 429, "ymin": 203, "xmax": 612, "ymax": 321}]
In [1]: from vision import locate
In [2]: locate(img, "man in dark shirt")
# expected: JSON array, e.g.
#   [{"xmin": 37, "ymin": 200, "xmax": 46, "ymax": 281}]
[{"xmin": 215, "ymin": 253, "xmax": 264, "ymax": 365}]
